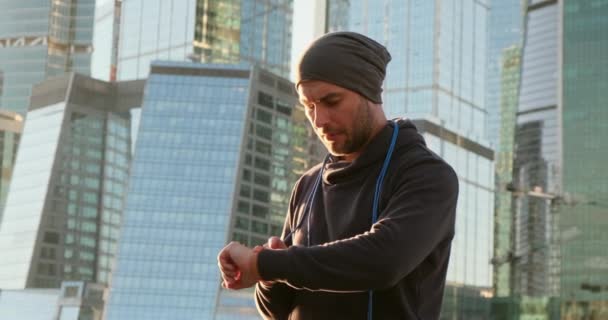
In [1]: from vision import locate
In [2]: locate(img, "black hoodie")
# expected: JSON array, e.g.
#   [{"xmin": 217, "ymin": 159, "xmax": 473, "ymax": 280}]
[{"xmin": 255, "ymin": 119, "xmax": 458, "ymax": 320}]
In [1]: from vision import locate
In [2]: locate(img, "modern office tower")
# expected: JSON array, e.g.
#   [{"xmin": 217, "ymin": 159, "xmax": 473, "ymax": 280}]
[
  {"xmin": 508, "ymin": 1, "xmax": 608, "ymax": 319},
  {"xmin": 491, "ymin": 46, "xmax": 522, "ymax": 299},
  {"xmin": 511, "ymin": 0, "xmax": 561, "ymax": 300},
  {"xmin": 560, "ymin": 1, "xmax": 608, "ymax": 318},
  {"xmin": 91, "ymin": 0, "xmax": 121, "ymax": 81},
  {"xmin": 486, "ymin": 0, "xmax": 523, "ymax": 149},
  {"xmin": 485, "ymin": 0, "xmax": 524, "ymax": 303},
  {"xmin": 0, "ymin": 73, "xmax": 144, "ymax": 289},
  {"xmin": 326, "ymin": 0, "xmax": 494, "ymax": 317},
  {"xmin": 0, "ymin": 109, "xmax": 23, "ymax": 221},
  {"xmin": 117, "ymin": 0, "xmax": 293, "ymax": 80},
  {"xmin": 0, "ymin": 0, "xmax": 96, "ymax": 114},
  {"xmin": 104, "ymin": 61, "xmax": 322, "ymax": 320}
]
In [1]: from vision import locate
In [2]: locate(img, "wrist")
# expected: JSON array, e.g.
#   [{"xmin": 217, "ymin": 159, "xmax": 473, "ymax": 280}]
[{"xmin": 250, "ymin": 248, "xmax": 261, "ymax": 282}]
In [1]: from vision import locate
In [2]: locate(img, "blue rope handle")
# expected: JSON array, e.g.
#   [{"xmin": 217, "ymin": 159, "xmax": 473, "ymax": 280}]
[
  {"xmin": 283, "ymin": 155, "xmax": 330, "ymax": 245},
  {"xmin": 368, "ymin": 120, "xmax": 399, "ymax": 320}
]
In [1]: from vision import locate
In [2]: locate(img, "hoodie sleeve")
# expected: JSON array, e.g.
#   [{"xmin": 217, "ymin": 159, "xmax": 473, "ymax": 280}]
[
  {"xmin": 256, "ymin": 158, "xmax": 458, "ymax": 292},
  {"xmin": 254, "ymin": 216, "xmax": 296, "ymax": 319},
  {"xmin": 254, "ymin": 176, "xmax": 310, "ymax": 319}
]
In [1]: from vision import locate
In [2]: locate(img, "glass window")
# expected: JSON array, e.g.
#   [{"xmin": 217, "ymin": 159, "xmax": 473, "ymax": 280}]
[
  {"xmin": 254, "ymin": 173, "xmax": 270, "ymax": 187},
  {"xmin": 235, "ymin": 217, "xmax": 249, "ymax": 230},
  {"xmin": 237, "ymin": 201, "xmax": 249, "ymax": 214},
  {"xmin": 253, "ymin": 189, "xmax": 269, "ymax": 203},
  {"xmin": 257, "ymin": 91, "xmax": 274, "ymax": 109},
  {"xmin": 252, "ymin": 221, "xmax": 268, "ymax": 234},
  {"xmin": 252, "ymin": 204, "xmax": 268, "ymax": 218},
  {"xmin": 256, "ymin": 109, "xmax": 272, "ymax": 124}
]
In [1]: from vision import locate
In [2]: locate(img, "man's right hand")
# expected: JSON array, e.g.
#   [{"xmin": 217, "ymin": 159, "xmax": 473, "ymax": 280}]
[
  {"xmin": 266, "ymin": 236, "xmax": 287, "ymax": 250},
  {"xmin": 254, "ymin": 236, "xmax": 287, "ymax": 287}
]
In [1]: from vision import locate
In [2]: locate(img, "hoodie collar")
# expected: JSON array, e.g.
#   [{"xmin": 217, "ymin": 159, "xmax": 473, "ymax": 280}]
[{"xmin": 321, "ymin": 118, "xmax": 424, "ymax": 185}]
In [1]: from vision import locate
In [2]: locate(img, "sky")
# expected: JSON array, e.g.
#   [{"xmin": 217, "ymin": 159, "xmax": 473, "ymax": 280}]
[{"xmin": 290, "ymin": 0, "xmax": 322, "ymax": 80}]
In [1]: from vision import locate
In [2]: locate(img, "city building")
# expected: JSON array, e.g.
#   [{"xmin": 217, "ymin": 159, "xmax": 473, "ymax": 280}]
[
  {"xmin": 326, "ymin": 1, "xmax": 494, "ymax": 318},
  {"xmin": 91, "ymin": 0, "xmax": 121, "ymax": 81},
  {"xmin": 441, "ymin": 283, "xmax": 493, "ymax": 320},
  {"xmin": 104, "ymin": 61, "xmax": 322, "ymax": 319},
  {"xmin": 0, "ymin": 281, "xmax": 106, "ymax": 320},
  {"xmin": 560, "ymin": 0, "xmax": 608, "ymax": 318},
  {"xmin": 485, "ymin": 0, "xmax": 524, "ymax": 304},
  {"xmin": 0, "ymin": 73, "xmax": 144, "ymax": 289},
  {"xmin": 511, "ymin": 0, "xmax": 561, "ymax": 300},
  {"xmin": 117, "ymin": 0, "xmax": 293, "ymax": 80},
  {"xmin": 485, "ymin": 0, "xmax": 523, "ymax": 149},
  {"xmin": 0, "ymin": 109, "xmax": 23, "ymax": 222},
  {"xmin": 0, "ymin": 0, "xmax": 96, "ymax": 114},
  {"xmin": 509, "ymin": 1, "xmax": 608, "ymax": 318},
  {"xmin": 491, "ymin": 46, "xmax": 522, "ymax": 299}
]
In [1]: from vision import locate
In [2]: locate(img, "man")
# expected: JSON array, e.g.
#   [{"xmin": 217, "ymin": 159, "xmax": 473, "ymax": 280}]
[{"xmin": 218, "ymin": 32, "xmax": 458, "ymax": 319}]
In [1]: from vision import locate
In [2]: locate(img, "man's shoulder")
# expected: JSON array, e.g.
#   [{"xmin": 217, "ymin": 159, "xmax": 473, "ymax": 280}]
[{"xmin": 392, "ymin": 144, "xmax": 457, "ymax": 183}]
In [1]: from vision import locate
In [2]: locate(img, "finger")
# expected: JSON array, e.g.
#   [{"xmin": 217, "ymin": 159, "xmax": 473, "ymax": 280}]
[
  {"xmin": 220, "ymin": 267, "xmax": 239, "ymax": 279},
  {"xmin": 221, "ymin": 272, "xmax": 239, "ymax": 285},
  {"xmin": 268, "ymin": 236, "xmax": 287, "ymax": 249},
  {"xmin": 218, "ymin": 259, "xmax": 237, "ymax": 272}
]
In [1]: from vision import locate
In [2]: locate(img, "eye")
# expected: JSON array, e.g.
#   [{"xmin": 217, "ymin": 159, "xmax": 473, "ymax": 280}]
[{"xmin": 325, "ymin": 99, "xmax": 339, "ymax": 107}]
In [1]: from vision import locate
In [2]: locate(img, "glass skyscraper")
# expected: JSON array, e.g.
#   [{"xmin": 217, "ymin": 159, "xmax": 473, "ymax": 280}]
[
  {"xmin": 0, "ymin": 0, "xmax": 96, "ymax": 114},
  {"xmin": 0, "ymin": 73, "xmax": 144, "ymax": 289},
  {"xmin": 117, "ymin": 0, "xmax": 293, "ymax": 81},
  {"xmin": 508, "ymin": 1, "xmax": 608, "ymax": 318},
  {"xmin": 511, "ymin": 0, "xmax": 561, "ymax": 299},
  {"xmin": 326, "ymin": 1, "xmax": 494, "ymax": 317},
  {"xmin": 491, "ymin": 46, "xmax": 522, "ymax": 299},
  {"xmin": 104, "ymin": 61, "xmax": 322, "ymax": 320},
  {"xmin": 0, "ymin": 109, "xmax": 23, "ymax": 222},
  {"xmin": 560, "ymin": 1, "xmax": 608, "ymax": 318},
  {"xmin": 485, "ymin": 0, "xmax": 524, "ymax": 303},
  {"xmin": 486, "ymin": 0, "xmax": 523, "ymax": 149}
]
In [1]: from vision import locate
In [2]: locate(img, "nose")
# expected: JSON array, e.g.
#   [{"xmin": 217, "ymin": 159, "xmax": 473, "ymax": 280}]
[{"xmin": 312, "ymin": 105, "xmax": 330, "ymax": 130}]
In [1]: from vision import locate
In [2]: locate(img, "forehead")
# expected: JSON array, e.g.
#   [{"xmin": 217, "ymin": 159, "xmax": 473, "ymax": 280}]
[{"xmin": 297, "ymin": 80, "xmax": 347, "ymax": 102}]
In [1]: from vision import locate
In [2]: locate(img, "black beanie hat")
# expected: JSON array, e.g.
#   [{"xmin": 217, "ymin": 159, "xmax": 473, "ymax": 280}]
[{"xmin": 295, "ymin": 31, "xmax": 392, "ymax": 104}]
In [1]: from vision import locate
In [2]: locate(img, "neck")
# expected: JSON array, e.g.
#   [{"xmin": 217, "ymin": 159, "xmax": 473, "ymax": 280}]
[{"xmin": 341, "ymin": 117, "xmax": 389, "ymax": 162}]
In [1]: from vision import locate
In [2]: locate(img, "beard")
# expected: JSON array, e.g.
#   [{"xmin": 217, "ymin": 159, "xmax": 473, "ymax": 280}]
[{"xmin": 322, "ymin": 97, "xmax": 375, "ymax": 157}]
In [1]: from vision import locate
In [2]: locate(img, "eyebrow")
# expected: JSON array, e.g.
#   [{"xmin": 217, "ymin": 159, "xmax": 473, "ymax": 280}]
[{"xmin": 299, "ymin": 92, "xmax": 341, "ymax": 106}]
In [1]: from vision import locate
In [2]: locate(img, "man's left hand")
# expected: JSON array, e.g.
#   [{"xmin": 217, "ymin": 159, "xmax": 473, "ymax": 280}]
[{"xmin": 217, "ymin": 242, "xmax": 261, "ymax": 290}]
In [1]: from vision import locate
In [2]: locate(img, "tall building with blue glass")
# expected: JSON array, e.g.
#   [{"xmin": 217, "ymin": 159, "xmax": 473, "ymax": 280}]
[
  {"xmin": 104, "ymin": 61, "xmax": 322, "ymax": 320},
  {"xmin": 116, "ymin": 0, "xmax": 293, "ymax": 81},
  {"xmin": 326, "ymin": 1, "xmax": 494, "ymax": 318}
]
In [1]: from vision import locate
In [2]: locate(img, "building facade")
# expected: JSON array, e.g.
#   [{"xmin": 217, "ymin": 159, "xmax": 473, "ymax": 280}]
[
  {"xmin": 485, "ymin": 0, "xmax": 523, "ymax": 149},
  {"xmin": 491, "ymin": 45, "xmax": 522, "ymax": 299},
  {"xmin": 117, "ymin": 0, "xmax": 293, "ymax": 81},
  {"xmin": 0, "ymin": 109, "xmax": 23, "ymax": 221},
  {"xmin": 104, "ymin": 61, "xmax": 322, "ymax": 320},
  {"xmin": 0, "ymin": 280, "xmax": 106, "ymax": 320},
  {"xmin": 326, "ymin": 1, "xmax": 494, "ymax": 317},
  {"xmin": 485, "ymin": 0, "xmax": 524, "ymax": 301},
  {"xmin": 0, "ymin": 0, "xmax": 96, "ymax": 114},
  {"xmin": 560, "ymin": 0, "xmax": 608, "ymax": 318},
  {"xmin": 0, "ymin": 73, "xmax": 144, "ymax": 289},
  {"xmin": 91, "ymin": 0, "xmax": 121, "ymax": 81},
  {"xmin": 511, "ymin": 0, "xmax": 561, "ymax": 299}
]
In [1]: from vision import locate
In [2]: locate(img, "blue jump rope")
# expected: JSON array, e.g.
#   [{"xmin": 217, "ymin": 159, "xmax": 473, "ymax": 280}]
[{"xmin": 283, "ymin": 120, "xmax": 399, "ymax": 320}]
